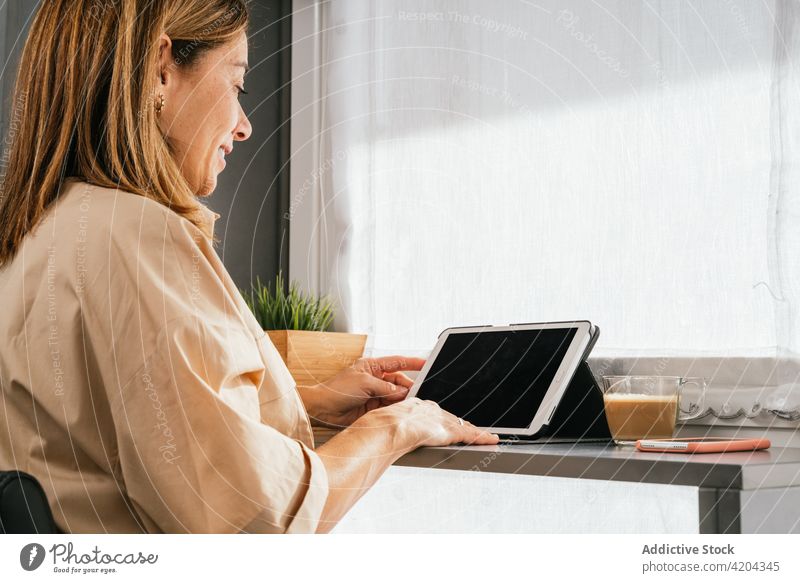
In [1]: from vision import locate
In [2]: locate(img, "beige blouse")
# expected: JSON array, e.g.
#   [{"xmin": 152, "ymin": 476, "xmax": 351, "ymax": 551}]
[{"xmin": 0, "ymin": 180, "xmax": 328, "ymax": 533}]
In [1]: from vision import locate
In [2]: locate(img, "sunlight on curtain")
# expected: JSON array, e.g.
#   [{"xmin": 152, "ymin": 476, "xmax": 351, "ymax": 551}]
[{"xmin": 314, "ymin": 0, "xmax": 800, "ymax": 401}]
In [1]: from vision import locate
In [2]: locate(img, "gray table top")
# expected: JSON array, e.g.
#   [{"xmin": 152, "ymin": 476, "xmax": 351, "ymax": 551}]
[{"xmin": 394, "ymin": 442, "xmax": 800, "ymax": 490}]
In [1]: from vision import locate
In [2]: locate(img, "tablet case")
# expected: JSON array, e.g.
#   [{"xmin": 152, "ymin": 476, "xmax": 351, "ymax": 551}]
[
  {"xmin": 540, "ymin": 360, "xmax": 612, "ymax": 439},
  {"xmin": 500, "ymin": 324, "xmax": 612, "ymax": 442}
]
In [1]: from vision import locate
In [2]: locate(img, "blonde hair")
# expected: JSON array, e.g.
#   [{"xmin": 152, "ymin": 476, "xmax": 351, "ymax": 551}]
[{"xmin": 0, "ymin": 0, "xmax": 249, "ymax": 266}]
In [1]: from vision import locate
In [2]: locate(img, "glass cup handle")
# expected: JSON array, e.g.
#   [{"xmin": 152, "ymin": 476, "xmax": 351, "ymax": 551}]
[{"xmin": 678, "ymin": 379, "xmax": 707, "ymax": 422}]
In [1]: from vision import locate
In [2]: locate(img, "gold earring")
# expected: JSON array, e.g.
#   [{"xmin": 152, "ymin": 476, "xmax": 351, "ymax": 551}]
[{"xmin": 154, "ymin": 93, "xmax": 165, "ymax": 115}]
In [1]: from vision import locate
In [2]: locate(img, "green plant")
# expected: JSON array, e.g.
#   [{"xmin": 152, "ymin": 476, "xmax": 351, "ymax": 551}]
[{"xmin": 242, "ymin": 271, "xmax": 335, "ymax": 332}]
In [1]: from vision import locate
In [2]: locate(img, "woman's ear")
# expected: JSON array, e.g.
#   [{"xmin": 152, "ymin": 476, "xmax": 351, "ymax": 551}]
[{"xmin": 156, "ymin": 33, "xmax": 173, "ymax": 89}]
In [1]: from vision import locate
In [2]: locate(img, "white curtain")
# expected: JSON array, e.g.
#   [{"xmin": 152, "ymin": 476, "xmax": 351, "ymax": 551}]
[{"xmin": 308, "ymin": 0, "xmax": 800, "ymax": 421}]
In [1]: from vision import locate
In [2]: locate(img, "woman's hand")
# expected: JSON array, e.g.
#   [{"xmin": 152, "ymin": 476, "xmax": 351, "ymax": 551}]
[
  {"xmin": 298, "ymin": 355, "xmax": 426, "ymax": 428},
  {"xmin": 359, "ymin": 397, "xmax": 500, "ymax": 452},
  {"xmin": 314, "ymin": 397, "xmax": 499, "ymax": 532}
]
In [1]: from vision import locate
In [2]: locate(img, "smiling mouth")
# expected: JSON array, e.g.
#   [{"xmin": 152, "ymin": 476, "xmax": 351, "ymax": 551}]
[{"xmin": 217, "ymin": 147, "xmax": 229, "ymax": 171}]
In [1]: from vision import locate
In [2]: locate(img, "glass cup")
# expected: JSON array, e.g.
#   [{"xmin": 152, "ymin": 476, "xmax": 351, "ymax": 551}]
[{"xmin": 601, "ymin": 376, "xmax": 707, "ymax": 446}]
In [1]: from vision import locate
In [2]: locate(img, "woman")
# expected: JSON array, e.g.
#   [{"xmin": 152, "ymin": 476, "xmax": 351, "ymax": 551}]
[{"xmin": 0, "ymin": 0, "xmax": 497, "ymax": 534}]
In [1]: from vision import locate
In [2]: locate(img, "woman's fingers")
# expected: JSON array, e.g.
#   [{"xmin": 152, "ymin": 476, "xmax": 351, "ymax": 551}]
[
  {"xmin": 462, "ymin": 426, "xmax": 500, "ymax": 445},
  {"xmin": 381, "ymin": 397, "xmax": 499, "ymax": 448},
  {"xmin": 362, "ymin": 356, "xmax": 426, "ymax": 375},
  {"xmin": 440, "ymin": 409, "xmax": 499, "ymax": 445},
  {"xmin": 456, "ymin": 418, "xmax": 498, "ymax": 445},
  {"xmin": 382, "ymin": 371, "xmax": 414, "ymax": 388},
  {"xmin": 361, "ymin": 372, "xmax": 409, "ymax": 400}
]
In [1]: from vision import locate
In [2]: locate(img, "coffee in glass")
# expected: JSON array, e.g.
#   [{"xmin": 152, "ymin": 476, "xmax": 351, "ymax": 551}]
[{"xmin": 601, "ymin": 376, "xmax": 707, "ymax": 445}]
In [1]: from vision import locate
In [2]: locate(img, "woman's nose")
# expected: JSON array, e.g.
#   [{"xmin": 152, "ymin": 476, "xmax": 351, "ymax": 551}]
[{"xmin": 234, "ymin": 110, "xmax": 252, "ymax": 141}]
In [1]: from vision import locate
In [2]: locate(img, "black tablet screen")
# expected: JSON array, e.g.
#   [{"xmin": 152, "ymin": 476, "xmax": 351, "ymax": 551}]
[{"xmin": 415, "ymin": 327, "xmax": 578, "ymax": 428}]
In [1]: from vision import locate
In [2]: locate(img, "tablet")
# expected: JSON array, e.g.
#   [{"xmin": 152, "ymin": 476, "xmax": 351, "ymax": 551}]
[{"xmin": 407, "ymin": 321, "xmax": 596, "ymax": 437}]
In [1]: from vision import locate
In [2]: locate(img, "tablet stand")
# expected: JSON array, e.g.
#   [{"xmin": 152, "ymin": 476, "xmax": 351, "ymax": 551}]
[
  {"xmin": 502, "ymin": 361, "xmax": 612, "ymax": 442},
  {"xmin": 541, "ymin": 360, "xmax": 612, "ymax": 440}
]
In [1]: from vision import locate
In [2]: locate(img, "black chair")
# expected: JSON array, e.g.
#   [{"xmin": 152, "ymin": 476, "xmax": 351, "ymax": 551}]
[{"xmin": 0, "ymin": 470, "xmax": 58, "ymax": 533}]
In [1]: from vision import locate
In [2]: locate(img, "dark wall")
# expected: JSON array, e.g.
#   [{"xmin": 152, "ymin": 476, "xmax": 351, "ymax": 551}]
[
  {"xmin": 0, "ymin": 0, "xmax": 290, "ymax": 292},
  {"xmin": 210, "ymin": 0, "xmax": 291, "ymax": 291},
  {"xmin": 0, "ymin": 1, "xmax": 38, "ymax": 153}
]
